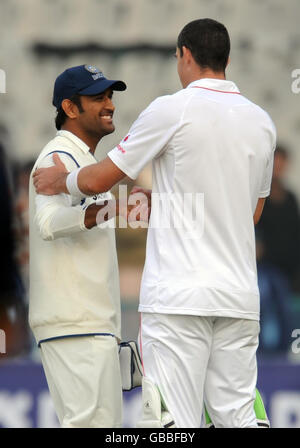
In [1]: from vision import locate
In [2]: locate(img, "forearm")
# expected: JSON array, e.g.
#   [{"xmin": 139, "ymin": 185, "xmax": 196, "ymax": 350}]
[
  {"xmin": 52, "ymin": 164, "xmax": 110, "ymax": 197},
  {"xmin": 41, "ymin": 163, "xmax": 110, "ymax": 197},
  {"xmin": 76, "ymin": 157, "xmax": 126, "ymax": 196},
  {"xmin": 84, "ymin": 200, "xmax": 119, "ymax": 229},
  {"xmin": 36, "ymin": 196, "xmax": 120, "ymax": 239},
  {"xmin": 33, "ymin": 155, "xmax": 126, "ymax": 196},
  {"xmin": 36, "ymin": 203, "xmax": 86, "ymax": 240}
]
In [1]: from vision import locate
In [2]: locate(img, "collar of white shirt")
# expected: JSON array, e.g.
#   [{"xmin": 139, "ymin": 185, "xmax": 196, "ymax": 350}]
[
  {"xmin": 56, "ymin": 130, "xmax": 90, "ymax": 154},
  {"xmin": 187, "ymin": 78, "xmax": 240, "ymax": 94}
]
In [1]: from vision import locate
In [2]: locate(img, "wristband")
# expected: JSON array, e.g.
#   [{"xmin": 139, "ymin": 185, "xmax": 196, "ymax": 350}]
[{"xmin": 66, "ymin": 168, "xmax": 85, "ymax": 198}]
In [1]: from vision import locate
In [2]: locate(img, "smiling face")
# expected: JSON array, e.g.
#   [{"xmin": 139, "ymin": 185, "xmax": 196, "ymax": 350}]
[{"xmin": 75, "ymin": 88, "xmax": 115, "ymax": 140}]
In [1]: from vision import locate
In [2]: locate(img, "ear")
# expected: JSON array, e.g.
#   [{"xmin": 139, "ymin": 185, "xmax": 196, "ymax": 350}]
[
  {"xmin": 226, "ymin": 56, "xmax": 230, "ymax": 68},
  {"xmin": 181, "ymin": 46, "xmax": 193, "ymax": 64},
  {"xmin": 61, "ymin": 99, "xmax": 79, "ymax": 119}
]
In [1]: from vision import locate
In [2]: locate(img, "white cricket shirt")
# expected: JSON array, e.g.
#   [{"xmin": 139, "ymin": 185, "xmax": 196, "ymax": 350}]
[
  {"xmin": 108, "ymin": 78, "xmax": 276, "ymax": 320},
  {"xmin": 29, "ymin": 130, "xmax": 121, "ymax": 344}
]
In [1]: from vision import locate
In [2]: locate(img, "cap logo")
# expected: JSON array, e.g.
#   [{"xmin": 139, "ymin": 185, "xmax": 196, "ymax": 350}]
[
  {"xmin": 84, "ymin": 65, "xmax": 105, "ymax": 81},
  {"xmin": 84, "ymin": 65, "xmax": 101, "ymax": 74},
  {"xmin": 92, "ymin": 73, "xmax": 104, "ymax": 81}
]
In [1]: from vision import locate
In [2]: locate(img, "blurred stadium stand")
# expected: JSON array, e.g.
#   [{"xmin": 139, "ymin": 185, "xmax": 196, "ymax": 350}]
[{"xmin": 0, "ymin": 0, "xmax": 300, "ymax": 428}]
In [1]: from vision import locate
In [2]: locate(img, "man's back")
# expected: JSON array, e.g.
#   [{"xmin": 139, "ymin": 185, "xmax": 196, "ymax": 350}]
[{"xmin": 134, "ymin": 78, "xmax": 276, "ymax": 319}]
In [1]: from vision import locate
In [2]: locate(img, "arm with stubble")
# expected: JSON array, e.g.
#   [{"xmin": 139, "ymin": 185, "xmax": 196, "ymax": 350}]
[
  {"xmin": 33, "ymin": 153, "xmax": 126, "ymax": 196},
  {"xmin": 78, "ymin": 157, "xmax": 127, "ymax": 195}
]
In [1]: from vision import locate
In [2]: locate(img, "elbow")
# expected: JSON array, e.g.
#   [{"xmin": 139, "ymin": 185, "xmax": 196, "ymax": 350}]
[
  {"xmin": 84, "ymin": 178, "xmax": 98, "ymax": 195},
  {"xmin": 80, "ymin": 162, "xmax": 116, "ymax": 195},
  {"xmin": 38, "ymin": 224, "xmax": 54, "ymax": 241},
  {"xmin": 85, "ymin": 176, "xmax": 107, "ymax": 195},
  {"xmin": 77, "ymin": 158, "xmax": 125, "ymax": 195},
  {"xmin": 35, "ymin": 215, "xmax": 54, "ymax": 241}
]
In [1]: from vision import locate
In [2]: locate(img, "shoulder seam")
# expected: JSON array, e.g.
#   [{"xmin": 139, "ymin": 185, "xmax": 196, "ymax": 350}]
[{"xmin": 45, "ymin": 150, "xmax": 81, "ymax": 168}]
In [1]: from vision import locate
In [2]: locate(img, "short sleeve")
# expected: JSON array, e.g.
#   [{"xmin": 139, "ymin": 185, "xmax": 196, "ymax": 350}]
[
  {"xmin": 108, "ymin": 95, "xmax": 179, "ymax": 179},
  {"xmin": 259, "ymin": 151, "xmax": 275, "ymax": 197},
  {"xmin": 259, "ymin": 118, "xmax": 276, "ymax": 198}
]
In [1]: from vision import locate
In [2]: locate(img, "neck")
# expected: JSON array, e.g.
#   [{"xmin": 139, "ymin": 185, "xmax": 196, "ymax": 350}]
[
  {"xmin": 183, "ymin": 69, "xmax": 226, "ymax": 88},
  {"xmin": 61, "ymin": 124, "xmax": 100, "ymax": 154}
]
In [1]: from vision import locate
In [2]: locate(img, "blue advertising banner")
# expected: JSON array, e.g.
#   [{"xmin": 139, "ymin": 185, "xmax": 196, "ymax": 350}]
[
  {"xmin": 0, "ymin": 356, "xmax": 299, "ymax": 428},
  {"xmin": 256, "ymin": 356, "xmax": 300, "ymax": 428}
]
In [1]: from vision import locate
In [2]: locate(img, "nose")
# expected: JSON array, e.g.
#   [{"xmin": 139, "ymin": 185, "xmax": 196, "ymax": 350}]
[{"xmin": 105, "ymin": 96, "xmax": 115, "ymax": 111}]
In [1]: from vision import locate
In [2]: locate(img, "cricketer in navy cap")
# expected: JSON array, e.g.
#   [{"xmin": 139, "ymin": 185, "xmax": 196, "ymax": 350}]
[{"xmin": 53, "ymin": 64, "xmax": 126, "ymax": 110}]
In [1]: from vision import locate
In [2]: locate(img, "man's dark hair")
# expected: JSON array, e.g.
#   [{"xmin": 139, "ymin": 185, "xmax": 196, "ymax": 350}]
[
  {"xmin": 177, "ymin": 18, "xmax": 230, "ymax": 73},
  {"xmin": 55, "ymin": 93, "xmax": 84, "ymax": 130}
]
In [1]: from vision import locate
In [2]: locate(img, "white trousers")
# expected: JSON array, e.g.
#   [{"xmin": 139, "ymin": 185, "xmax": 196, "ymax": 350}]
[
  {"xmin": 139, "ymin": 313, "xmax": 259, "ymax": 428},
  {"xmin": 40, "ymin": 335, "xmax": 122, "ymax": 428}
]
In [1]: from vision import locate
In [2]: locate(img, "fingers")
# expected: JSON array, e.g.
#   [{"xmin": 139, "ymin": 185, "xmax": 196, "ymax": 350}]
[
  {"xmin": 32, "ymin": 167, "xmax": 40, "ymax": 178},
  {"xmin": 53, "ymin": 153, "xmax": 64, "ymax": 167},
  {"xmin": 130, "ymin": 186, "xmax": 151, "ymax": 193},
  {"xmin": 130, "ymin": 185, "xmax": 143, "ymax": 194},
  {"xmin": 32, "ymin": 168, "xmax": 50, "ymax": 194},
  {"xmin": 33, "ymin": 180, "xmax": 52, "ymax": 195},
  {"xmin": 32, "ymin": 168, "xmax": 43, "ymax": 186},
  {"xmin": 32, "ymin": 153, "xmax": 68, "ymax": 195},
  {"xmin": 33, "ymin": 173, "xmax": 42, "ymax": 193},
  {"xmin": 127, "ymin": 202, "xmax": 149, "ymax": 223},
  {"xmin": 130, "ymin": 186, "xmax": 152, "ymax": 201}
]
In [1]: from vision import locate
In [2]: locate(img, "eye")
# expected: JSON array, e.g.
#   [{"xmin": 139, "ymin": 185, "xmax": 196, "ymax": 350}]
[{"xmin": 93, "ymin": 94, "xmax": 105, "ymax": 101}]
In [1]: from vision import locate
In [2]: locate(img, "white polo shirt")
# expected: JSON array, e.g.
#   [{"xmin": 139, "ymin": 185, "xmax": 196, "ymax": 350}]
[
  {"xmin": 108, "ymin": 78, "xmax": 276, "ymax": 320},
  {"xmin": 29, "ymin": 130, "xmax": 121, "ymax": 344}
]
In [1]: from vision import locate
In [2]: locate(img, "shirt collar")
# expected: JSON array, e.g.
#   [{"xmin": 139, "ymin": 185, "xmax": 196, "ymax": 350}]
[
  {"xmin": 56, "ymin": 130, "xmax": 91, "ymax": 154},
  {"xmin": 186, "ymin": 78, "xmax": 240, "ymax": 94}
]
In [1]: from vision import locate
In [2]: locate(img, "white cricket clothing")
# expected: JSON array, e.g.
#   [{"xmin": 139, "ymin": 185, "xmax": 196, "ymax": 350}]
[
  {"xmin": 40, "ymin": 335, "xmax": 122, "ymax": 427},
  {"xmin": 108, "ymin": 78, "xmax": 276, "ymax": 320},
  {"xmin": 29, "ymin": 130, "xmax": 121, "ymax": 344},
  {"xmin": 139, "ymin": 313, "xmax": 259, "ymax": 428}
]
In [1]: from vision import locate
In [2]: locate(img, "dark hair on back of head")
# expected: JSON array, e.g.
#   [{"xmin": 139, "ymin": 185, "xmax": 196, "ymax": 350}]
[
  {"xmin": 177, "ymin": 18, "xmax": 230, "ymax": 73},
  {"xmin": 55, "ymin": 93, "xmax": 84, "ymax": 130}
]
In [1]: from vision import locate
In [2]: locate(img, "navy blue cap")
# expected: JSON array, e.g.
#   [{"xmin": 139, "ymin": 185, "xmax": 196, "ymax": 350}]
[{"xmin": 53, "ymin": 64, "xmax": 127, "ymax": 109}]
